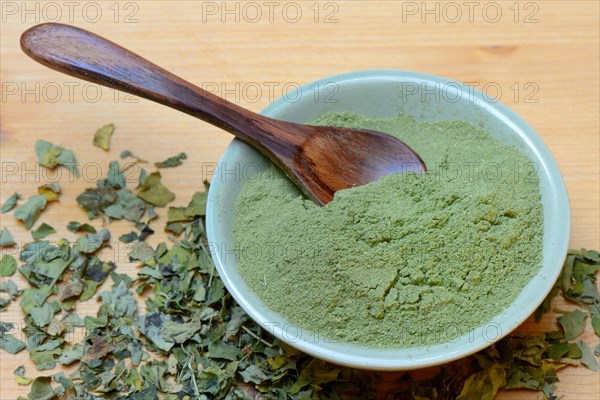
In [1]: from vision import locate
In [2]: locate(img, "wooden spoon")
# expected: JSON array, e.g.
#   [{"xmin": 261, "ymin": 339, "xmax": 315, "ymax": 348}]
[{"xmin": 20, "ymin": 23, "xmax": 426, "ymax": 205}]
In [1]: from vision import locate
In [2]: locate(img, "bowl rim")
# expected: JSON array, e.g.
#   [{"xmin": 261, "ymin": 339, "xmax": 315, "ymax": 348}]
[{"xmin": 206, "ymin": 69, "xmax": 571, "ymax": 370}]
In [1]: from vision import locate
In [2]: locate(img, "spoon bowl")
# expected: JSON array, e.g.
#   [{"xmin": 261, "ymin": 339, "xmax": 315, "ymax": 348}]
[{"xmin": 287, "ymin": 125, "xmax": 426, "ymax": 204}]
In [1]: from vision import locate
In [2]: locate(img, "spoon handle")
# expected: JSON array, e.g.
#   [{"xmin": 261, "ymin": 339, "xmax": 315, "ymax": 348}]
[{"xmin": 20, "ymin": 23, "xmax": 296, "ymax": 151}]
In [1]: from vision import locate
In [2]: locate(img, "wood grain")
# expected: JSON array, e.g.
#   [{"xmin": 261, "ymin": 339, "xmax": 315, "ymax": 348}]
[{"xmin": 1, "ymin": 1, "xmax": 598, "ymax": 399}]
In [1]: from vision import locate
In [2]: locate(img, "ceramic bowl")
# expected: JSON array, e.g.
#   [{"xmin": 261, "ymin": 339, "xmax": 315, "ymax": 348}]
[{"xmin": 206, "ymin": 70, "xmax": 570, "ymax": 370}]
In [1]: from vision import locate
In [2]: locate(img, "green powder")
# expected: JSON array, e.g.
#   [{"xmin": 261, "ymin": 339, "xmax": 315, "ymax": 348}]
[{"xmin": 233, "ymin": 112, "xmax": 543, "ymax": 348}]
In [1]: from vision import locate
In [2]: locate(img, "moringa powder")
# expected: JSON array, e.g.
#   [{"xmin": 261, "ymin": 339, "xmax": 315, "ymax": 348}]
[{"xmin": 233, "ymin": 112, "xmax": 543, "ymax": 348}]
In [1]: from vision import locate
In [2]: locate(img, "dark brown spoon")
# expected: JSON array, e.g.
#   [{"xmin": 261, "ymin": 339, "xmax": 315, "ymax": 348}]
[{"xmin": 21, "ymin": 23, "xmax": 426, "ymax": 205}]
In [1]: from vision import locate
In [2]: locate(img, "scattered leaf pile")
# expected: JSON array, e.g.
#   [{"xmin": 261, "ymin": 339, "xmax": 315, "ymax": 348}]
[{"xmin": 0, "ymin": 125, "xmax": 598, "ymax": 400}]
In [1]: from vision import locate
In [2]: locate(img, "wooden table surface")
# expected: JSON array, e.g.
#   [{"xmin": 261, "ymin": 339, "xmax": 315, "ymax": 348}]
[{"xmin": 1, "ymin": 1, "xmax": 598, "ymax": 399}]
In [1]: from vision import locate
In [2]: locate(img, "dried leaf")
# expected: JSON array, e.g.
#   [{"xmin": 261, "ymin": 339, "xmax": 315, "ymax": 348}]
[
  {"xmin": 457, "ymin": 364, "xmax": 506, "ymax": 400},
  {"xmin": 289, "ymin": 359, "xmax": 341, "ymax": 394},
  {"xmin": 136, "ymin": 172, "xmax": 175, "ymax": 207},
  {"xmin": 74, "ymin": 228, "xmax": 110, "ymax": 254},
  {"xmin": 557, "ymin": 309, "xmax": 587, "ymax": 340},
  {"xmin": 119, "ymin": 231, "xmax": 138, "ymax": 243},
  {"xmin": 14, "ymin": 195, "xmax": 47, "ymax": 229},
  {"xmin": 37, "ymin": 183, "xmax": 61, "ymax": 203},
  {"xmin": 57, "ymin": 279, "xmax": 84, "ymax": 302},
  {"xmin": 239, "ymin": 364, "xmax": 268, "ymax": 384},
  {"xmin": 1, "ymin": 192, "xmax": 21, "ymax": 213},
  {"xmin": 547, "ymin": 341, "xmax": 581, "ymax": 361},
  {"xmin": 0, "ymin": 227, "xmax": 16, "ymax": 247},
  {"xmin": 66, "ymin": 221, "xmax": 96, "ymax": 234},
  {"xmin": 120, "ymin": 149, "xmax": 148, "ymax": 163},
  {"xmin": 562, "ymin": 249, "xmax": 600, "ymax": 306},
  {"xmin": 165, "ymin": 190, "xmax": 208, "ymax": 234},
  {"xmin": 30, "ymin": 347, "xmax": 62, "ymax": 370},
  {"xmin": 58, "ymin": 343, "xmax": 83, "ymax": 365},
  {"xmin": 31, "ymin": 223, "xmax": 56, "ymax": 241},
  {"xmin": 84, "ymin": 314, "xmax": 108, "ymax": 330},
  {"xmin": 128, "ymin": 241, "xmax": 155, "ymax": 262},
  {"xmin": 86, "ymin": 259, "xmax": 116, "ymax": 283},
  {"xmin": 27, "ymin": 376, "xmax": 57, "ymax": 400},
  {"xmin": 106, "ymin": 160, "xmax": 126, "ymax": 189},
  {"xmin": 0, "ymin": 279, "xmax": 20, "ymax": 299},
  {"xmin": 0, "ymin": 254, "xmax": 17, "ymax": 276},
  {"xmin": 76, "ymin": 187, "xmax": 117, "ymax": 219},
  {"xmin": 14, "ymin": 365, "xmax": 32, "ymax": 386},
  {"xmin": 535, "ymin": 274, "xmax": 560, "ymax": 321},
  {"xmin": 103, "ymin": 188, "xmax": 145, "ymax": 222},
  {"xmin": 30, "ymin": 303, "xmax": 55, "ymax": 328},
  {"xmin": 81, "ymin": 336, "xmax": 115, "ymax": 363},
  {"xmin": 577, "ymin": 340, "xmax": 599, "ymax": 371},
  {"xmin": 155, "ymin": 152, "xmax": 187, "ymax": 168},
  {"xmin": 35, "ymin": 139, "xmax": 79, "ymax": 178},
  {"xmin": 592, "ymin": 305, "xmax": 600, "ymax": 337},
  {"xmin": 505, "ymin": 364, "xmax": 542, "ymax": 390},
  {"xmin": 93, "ymin": 123, "xmax": 115, "ymax": 151},
  {"xmin": 0, "ymin": 322, "xmax": 26, "ymax": 354},
  {"xmin": 137, "ymin": 312, "xmax": 174, "ymax": 352},
  {"xmin": 207, "ymin": 341, "xmax": 243, "ymax": 361}
]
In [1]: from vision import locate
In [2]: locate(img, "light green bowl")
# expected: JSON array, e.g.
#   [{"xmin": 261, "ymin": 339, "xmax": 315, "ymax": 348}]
[{"xmin": 206, "ymin": 70, "xmax": 570, "ymax": 370}]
